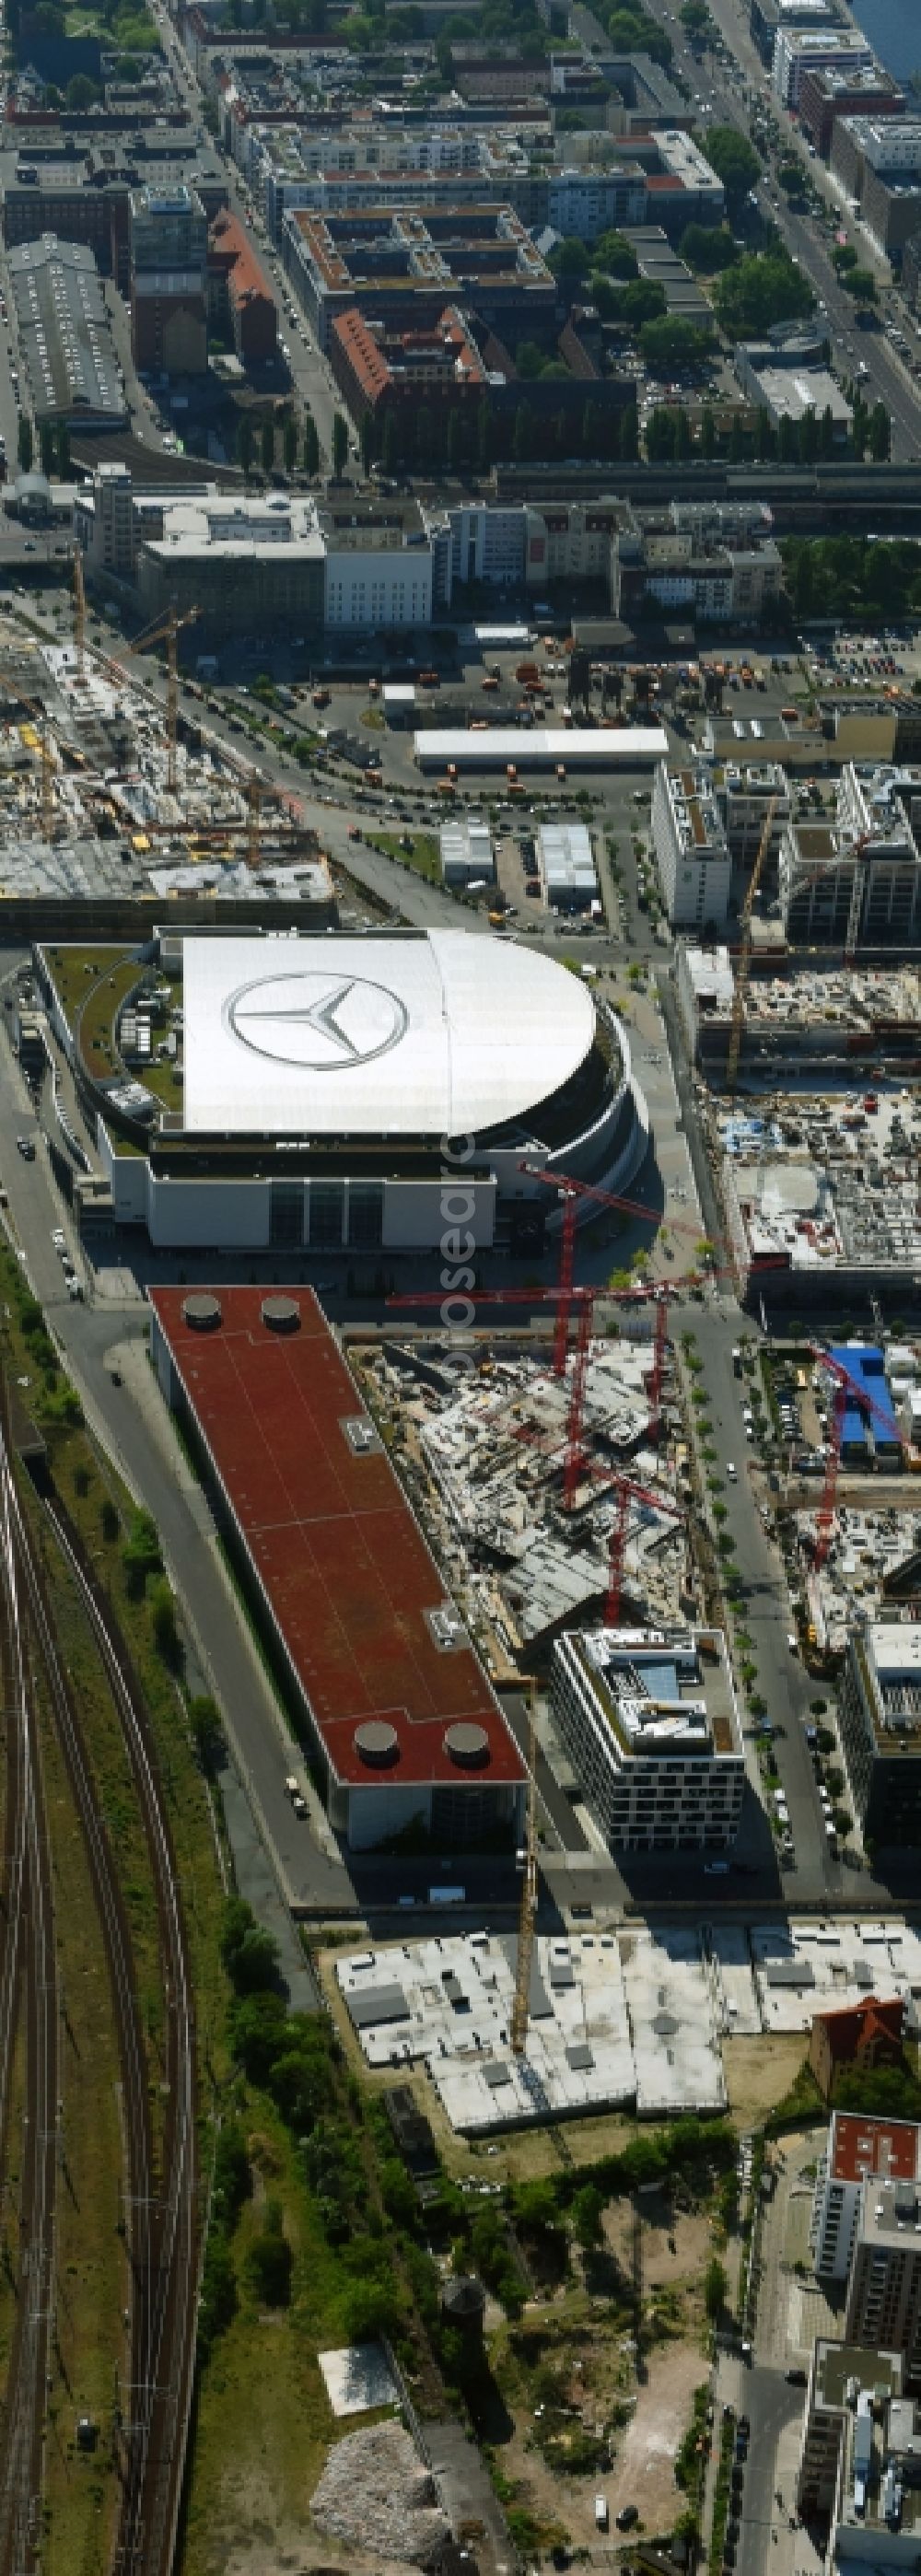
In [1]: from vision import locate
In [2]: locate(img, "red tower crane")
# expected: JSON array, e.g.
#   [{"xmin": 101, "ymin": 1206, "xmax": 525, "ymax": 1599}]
[
  {"xmin": 519, "ymin": 1160, "xmax": 733, "ymax": 1375},
  {"xmin": 810, "ymin": 1344, "xmax": 906, "ymax": 1568}
]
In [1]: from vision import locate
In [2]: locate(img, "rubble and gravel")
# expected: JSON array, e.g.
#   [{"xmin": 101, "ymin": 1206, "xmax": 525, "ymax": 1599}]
[{"xmin": 310, "ymin": 2422, "xmax": 450, "ymax": 2570}]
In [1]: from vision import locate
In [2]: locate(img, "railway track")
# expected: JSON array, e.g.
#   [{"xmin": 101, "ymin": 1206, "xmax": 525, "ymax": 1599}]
[
  {"xmin": 41, "ymin": 1498, "xmax": 198, "ymax": 2576},
  {"xmin": 0, "ymin": 1379, "xmax": 198, "ymax": 2576},
  {"xmin": 0, "ymin": 1418, "xmax": 59, "ymax": 2576}
]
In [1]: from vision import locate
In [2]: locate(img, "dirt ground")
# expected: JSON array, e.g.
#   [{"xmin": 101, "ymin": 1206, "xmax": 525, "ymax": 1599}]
[
  {"xmin": 721, "ymin": 2035, "xmax": 807, "ymax": 2126},
  {"xmin": 493, "ymin": 2195, "xmax": 713, "ymax": 2551}
]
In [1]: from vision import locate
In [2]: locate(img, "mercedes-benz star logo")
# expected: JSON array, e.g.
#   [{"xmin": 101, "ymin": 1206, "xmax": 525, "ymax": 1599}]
[{"xmin": 225, "ymin": 972, "xmax": 409, "ymax": 1072}]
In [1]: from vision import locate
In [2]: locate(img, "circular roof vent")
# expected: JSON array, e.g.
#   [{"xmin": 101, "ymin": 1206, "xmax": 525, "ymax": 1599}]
[
  {"xmin": 354, "ymin": 1719, "xmax": 401, "ymax": 1768},
  {"xmin": 181, "ymin": 1293, "xmax": 222, "ymax": 1331},
  {"xmin": 444, "ymin": 1721, "xmax": 491, "ymax": 1769},
  {"xmin": 261, "ymin": 1295, "xmax": 300, "ymax": 1333}
]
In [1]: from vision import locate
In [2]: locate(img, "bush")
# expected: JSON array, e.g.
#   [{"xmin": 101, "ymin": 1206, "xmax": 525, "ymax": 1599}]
[
  {"xmin": 198, "ymin": 2229, "xmax": 237, "ymax": 2358},
  {"xmin": 149, "ymin": 1577, "xmax": 181, "ymax": 1668},
  {"xmin": 122, "ymin": 1507, "xmax": 162, "ymax": 1597},
  {"xmin": 220, "ymin": 1897, "xmax": 281, "ymax": 1996},
  {"xmin": 190, "ymin": 1694, "xmax": 224, "ymax": 1775},
  {"xmin": 246, "ymin": 2198, "xmax": 293, "ymax": 2307},
  {"xmin": 101, "ymin": 1498, "xmax": 120, "ymax": 1543}
]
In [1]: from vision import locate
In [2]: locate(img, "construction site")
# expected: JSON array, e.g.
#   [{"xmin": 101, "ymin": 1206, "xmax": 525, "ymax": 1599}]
[
  {"xmin": 332, "ymin": 1913, "xmax": 921, "ymax": 2134},
  {"xmin": 360, "ymin": 1327, "xmax": 692, "ymax": 1674},
  {"xmin": 0, "ymin": 578, "xmax": 334, "ymax": 934}
]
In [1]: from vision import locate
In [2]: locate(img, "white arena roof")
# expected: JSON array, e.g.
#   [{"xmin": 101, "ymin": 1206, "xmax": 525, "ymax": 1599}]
[
  {"xmin": 181, "ymin": 928, "xmax": 597, "ymax": 1137},
  {"xmin": 414, "ymin": 727, "xmax": 669, "ymax": 769}
]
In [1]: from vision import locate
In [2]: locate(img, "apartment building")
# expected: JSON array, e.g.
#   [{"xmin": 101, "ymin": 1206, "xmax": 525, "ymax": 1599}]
[
  {"xmin": 773, "ymin": 29, "xmax": 873, "ymax": 109},
  {"xmin": 798, "ymin": 59, "xmax": 904, "ymax": 158},
  {"xmin": 612, "ymin": 500, "xmax": 782, "ymax": 625},
  {"xmin": 796, "ymin": 2339, "xmax": 904, "ymax": 2523},
  {"xmin": 810, "ymin": 2113, "xmax": 921, "ymax": 2285},
  {"xmin": 551, "ymin": 1626, "xmax": 744, "ymax": 1852},
  {"xmin": 651, "ymin": 761, "xmax": 732, "ymax": 930}
]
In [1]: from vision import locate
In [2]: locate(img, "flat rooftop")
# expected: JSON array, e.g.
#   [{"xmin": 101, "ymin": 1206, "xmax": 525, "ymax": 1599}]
[
  {"xmin": 830, "ymin": 2110, "xmax": 921, "ymax": 2185},
  {"xmin": 569, "ymin": 1626, "xmax": 740, "ymax": 1756},
  {"xmin": 414, "ymin": 727, "xmax": 669, "ymax": 768},
  {"xmin": 149, "ymin": 1287, "xmax": 526, "ymax": 1793}
]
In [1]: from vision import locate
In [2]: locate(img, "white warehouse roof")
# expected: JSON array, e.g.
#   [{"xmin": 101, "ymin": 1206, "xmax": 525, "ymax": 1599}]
[
  {"xmin": 181, "ymin": 928, "xmax": 596, "ymax": 1137},
  {"xmin": 539, "ymin": 820, "xmax": 598, "ymax": 899},
  {"xmin": 414, "ymin": 727, "xmax": 669, "ymax": 769}
]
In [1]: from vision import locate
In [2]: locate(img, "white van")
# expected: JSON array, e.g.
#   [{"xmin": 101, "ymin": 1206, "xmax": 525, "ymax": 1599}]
[{"xmin": 595, "ymin": 2497, "xmax": 609, "ymax": 2533}]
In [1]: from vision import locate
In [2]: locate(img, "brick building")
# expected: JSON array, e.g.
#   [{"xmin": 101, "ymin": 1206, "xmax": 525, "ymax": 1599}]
[
  {"xmin": 207, "ymin": 209, "xmax": 276, "ymax": 363},
  {"xmin": 329, "ymin": 304, "xmax": 485, "ymax": 433},
  {"xmin": 808, "ymin": 1995, "xmax": 905, "ymax": 2100}
]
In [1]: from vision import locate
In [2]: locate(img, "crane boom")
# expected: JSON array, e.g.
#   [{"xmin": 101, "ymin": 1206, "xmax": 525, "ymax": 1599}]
[
  {"xmin": 510, "ymin": 1688, "xmax": 538, "ymax": 2057},
  {"xmin": 726, "ymin": 794, "xmax": 779, "ymax": 1096}
]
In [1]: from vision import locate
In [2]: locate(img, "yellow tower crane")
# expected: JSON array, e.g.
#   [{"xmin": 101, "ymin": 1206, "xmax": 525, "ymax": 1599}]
[
  {"xmin": 726, "ymin": 794, "xmax": 779, "ymax": 1097},
  {"xmin": 510, "ymin": 1687, "xmax": 539, "ymax": 2057},
  {"xmin": 129, "ymin": 604, "xmax": 200, "ymax": 798}
]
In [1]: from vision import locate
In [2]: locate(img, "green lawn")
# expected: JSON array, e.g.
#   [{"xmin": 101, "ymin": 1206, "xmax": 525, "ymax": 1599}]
[{"xmin": 368, "ymin": 829, "xmax": 440, "ymax": 884}]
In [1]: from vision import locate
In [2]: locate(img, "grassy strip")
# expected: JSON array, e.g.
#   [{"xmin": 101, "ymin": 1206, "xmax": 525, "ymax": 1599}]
[
  {"xmin": 36, "ymin": 1655, "xmax": 125, "ymax": 2576},
  {"xmin": 708, "ymin": 2407, "xmax": 737, "ymax": 2576},
  {"xmin": 367, "ymin": 829, "xmax": 441, "ymax": 883}
]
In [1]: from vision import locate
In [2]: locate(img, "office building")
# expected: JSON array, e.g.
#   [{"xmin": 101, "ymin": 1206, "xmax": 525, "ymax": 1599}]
[
  {"xmin": 778, "ymin": 762, "xmax": 921, "ymax": 949},
  {"xmin": 536, "ymin": 820, "xmax": 599, "ymax": 915},
  {"xmin": 832, "ymin": 116, "xmax": 921, "ymax": 263},
  {"xmin": 838, "ymin": 1626, "xmax": 921, "ymax": 1848},
  {"xmin": 652, "ymin": 761, "xmax": 732, "ymax": 930},
  {"xmin": 551, "ymin": 1626, "xmax": 744, "ymax": 1852},
  {"xmin": 798, "ymin": 59, "xmax": 904, "ymax": 159},
  {"xmin": 750, "ymin": 0, "xmax": 836, "ymax": 71},
  {"xmin": 773, "ymin": 29, "xmax": 873, "ymax": 109}
]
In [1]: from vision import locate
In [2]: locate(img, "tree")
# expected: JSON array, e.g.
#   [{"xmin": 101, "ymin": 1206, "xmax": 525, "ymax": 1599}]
[
  {"xmin": 513, "ymin": 400, "xmax": 534, "ymax": 462},
  {"xmin": 819, "ymin": 401, "xmax": 834, "ymax": 460},
  {"xmin": 704, "ymin": 2255, "xmax": 727, "ymax": 2319},
  {"xmin": 284, "ymin": 413, "xmax": 298, "ymax": 473},
  {"xmin": 39, "ymin": 419, "xmax": 55, "ymax": 479},
  {"xmin": 220, "ymin": 1896, "xmax": 281, "ymax": 1996},
  {"xmin": 799, "ymin": 406, "xmax": 819, "ymax": 464},
  {"xmin": 332, "ymin": 411, "xmax": 348, "ymax": 476},
  {"xmin": 679, "ymin": 221, "xmax": 737, "ymax": 273},
  {"xmin": 714, "ymin": 251, "xmax": 814, "ymax": 341},
  {"xmin": 699, "ymin": 403, "xmax": 717, "ymax": 459},
  {"xmin": 238, "ymin": 413, "xmax": 254, "ymax": 478},
  {"xmin": 475, "ymin": 393, "xmax": 490, "ymax": 472},
  {"xmin": 619, "ymin": 277, "xmax": 667, "ymax": 329},
  {"xmin": 302, "ymin": 412, "xmax": 320, "ymax": 475},
  {"xmin": 549, "ymin": 234, "xmax": 590, "ymax": 282},
  {"xmin": 64, "ymin": 71, "xmax": 99, "ymax": 106},
  {"xmin": 189, "ymin": 1694, "xmax": 224, "ymax": 1776},
  {"xmin": 620, "ymin": 403, "xmax": 638, "ymax": 461},
  {"xmin": 699, "ymin": 124, "xmax": 760, "ymax": 212},
  {"xmin": 842, "ymin": 266, "xmax": 877, "ymax": 302},
  {"xmin": 778, "ymin": 411, "xmax": 798, "ymax": 463},
  {"xmin": 261, "ymin": 415, "xmax": 274, "ymax": 476},
  {"xmin": 149, "ymin": 1577, "xmax": 181, "ymax": 1667},
  {"xmin": 833, "ymin": 241, "xmax": 858, "ymax": 272},
  {"xmin": 381, "ymin": 406, "xmax": 399, "ymax": 474},
  {"xmin": 595, "ymin": 228, "xmax": 638, "ymax": 279},
  {"xmin": 869, "ymin": 399, "xmax": 891, "ymax": 460},
  {"xmin": 122, "ymin": 1507, "xmax": 161, "ymax": 1597},
  {"xmin": 638, "ymin": 314, "xmax": 707, "ymax": 373},
  {"xmin": 17, "ymin": 416, "xmax": 33, "ymax": 474},
  {"xmin": 571, "ymin": 2184, "xmax": 605, "ymax": 2250}
]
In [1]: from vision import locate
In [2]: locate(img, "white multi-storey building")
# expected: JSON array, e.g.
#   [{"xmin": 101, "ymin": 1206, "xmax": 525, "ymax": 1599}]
[
  {"xmin": 651, "ymin": 761, "xmax": 732, "ymax": 930},
  {"xmin": 551, "ymin": 1626, "xmax": 745, "ymax": 1852}
]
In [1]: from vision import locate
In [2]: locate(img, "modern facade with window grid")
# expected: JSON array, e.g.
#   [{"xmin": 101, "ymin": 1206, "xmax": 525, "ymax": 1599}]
[{"xmin": 551, "ymin": 1626, "xmax": 744, "ymax": 1850}]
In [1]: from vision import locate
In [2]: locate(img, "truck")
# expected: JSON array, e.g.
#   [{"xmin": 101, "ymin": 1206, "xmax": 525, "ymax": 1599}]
[
  {"xmin": 732, "ymin": 1346, "xmax": 742, "ymax": 1376},
  {"xmin": 515, "ymin": 661, "xmax": 541, "ymax": 683}
]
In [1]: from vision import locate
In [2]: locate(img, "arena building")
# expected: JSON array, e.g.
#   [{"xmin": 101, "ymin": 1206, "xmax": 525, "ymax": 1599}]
[
  {"xmin": 46, "ymin": 927, "xmax": 648, "ymax": 1253},
  {"xmin": 150, "ymin": 1285, "xmax": 527, "ymax": 1851}
]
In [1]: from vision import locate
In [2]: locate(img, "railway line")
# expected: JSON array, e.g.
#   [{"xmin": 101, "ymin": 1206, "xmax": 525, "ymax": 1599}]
[
  {"xmin": 0, "ymin": 1376, "xmax": 199, "ymax": 2576},
  {"xmin": 0, "ymin": 1407, "xmax": 59, "ymax": 2576}
]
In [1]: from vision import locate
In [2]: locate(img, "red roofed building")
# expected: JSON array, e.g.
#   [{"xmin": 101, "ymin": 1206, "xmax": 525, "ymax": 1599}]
[
  {"xmin": 149, "ymin": 1287, "xmax": 526, "ymax": 1854},
  {"xmin": 810, "ymin": 2102, "xmax": 919, "ymax": 2284},
  {"xmin": 330, "ymin": 303, "xmax": 486, "ymax": 432},
  {"xmin": 809, "ymin": 1995, "xmax": 905, "ymax": 2102},
  {"xmin": 208, "ymin": 209, "xmax": 277, "ymax": 364}
]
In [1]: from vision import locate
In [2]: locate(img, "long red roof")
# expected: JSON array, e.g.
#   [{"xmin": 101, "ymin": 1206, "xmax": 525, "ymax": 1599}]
[{"xmin": 149, "ymin": 1287, "xmax": 525, "ymax": 1791}]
